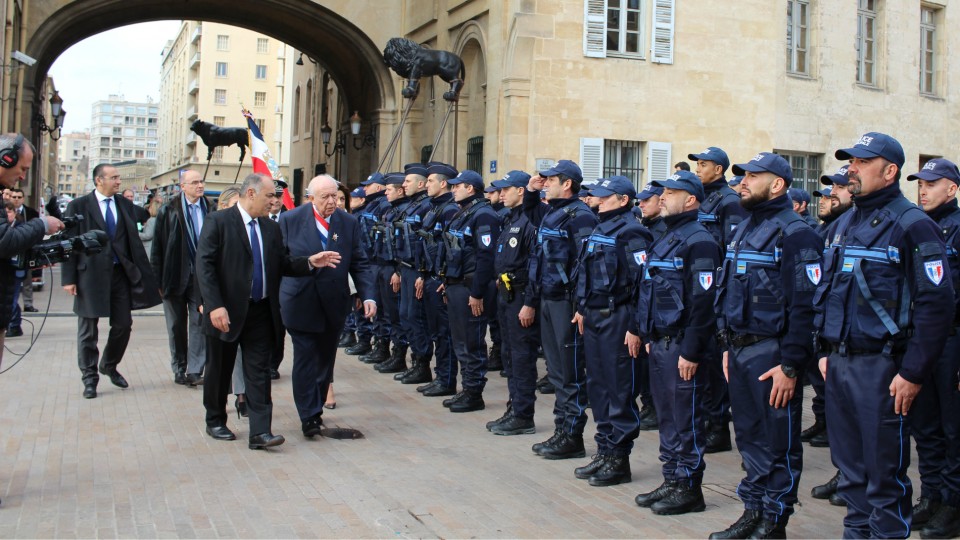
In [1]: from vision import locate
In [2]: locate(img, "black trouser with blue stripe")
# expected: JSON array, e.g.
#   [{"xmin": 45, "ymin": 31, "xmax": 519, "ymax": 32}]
[
  {"xmin": 399, "ymin": 266, "xmax": 432, "ymax": 359},
  {"xmin": 498, "ymin": 285, "xmax": 539, "ymax": 418},
  {"xmin": 914, "ymin": 333, "xmax": 960, "ymax": 507},
  {"xmin": 582, "ymin": 305, "xmax": 640, "ymax": 456},
  {"xmin": 423, "ymin": 276, "xmax": 456, "ymax": 387},
  {"xmin": 649, "ymin": 336, "xmax": 706, "ymax": 484},
  {"xmin": 446, "ymin": 282, "xmax": 488, "ymax": 393},
  {"xmin": 728, "ymin": 338, "xmax": 803, "ymax": 521},
  {"xmin": 376, "ymin": 265, "xmax": 405, "ymax": 347},
  {"xmin": 827, "ymin": 350, "xmax": 912, "ymax": 539},
  {"xmin": 541, "ymin": 296, "xmax": 588, "ymax": 436}
]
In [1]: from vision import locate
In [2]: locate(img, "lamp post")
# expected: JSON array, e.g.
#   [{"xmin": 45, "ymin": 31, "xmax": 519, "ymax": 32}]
[{"xmin": 37, "ymin": 90, "xmax": 65, "ymax": 141}]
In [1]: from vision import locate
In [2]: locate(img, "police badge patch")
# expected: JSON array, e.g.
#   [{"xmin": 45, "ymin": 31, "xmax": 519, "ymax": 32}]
[
  {"xmin": 805, "ymin": 263, "xmax": 821, "ymax": 285},
  {"xmin": 698, "ymin": 272, "xmax": 714, "ymax": 290},
  {"xmin": 925, "ymin": 260, "xmax": 945, "ymax": 285},
  {"xmin": 509, "ymin": 237, "xmax": 518, "ymax": 248},
  {"xmin": 481, "ymin": 234, "xmax": 492, "ymax": 247},
  {"xmin": 633, "ymin": 251, "xmax": 647, "ymax": 265}
]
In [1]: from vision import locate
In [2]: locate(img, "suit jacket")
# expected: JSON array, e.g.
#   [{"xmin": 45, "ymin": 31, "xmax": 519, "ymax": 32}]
[
  {"xmin": 278, "ymin": 205, "xmax": 376, "ymax": 334},
  {"xmin": 15, "ymin": 205, "xmax": 39, "ymax": 223},
  {"xmin": 196, "ymin": 204, "xmax": 312, "ymax": 343},
  {"xmin": 62, "ymin": 191, "xmax": 162, "ymax": 317},
  {"xmin": 151, "ymin": 194, "xmax": 212, "ymax": 296}
]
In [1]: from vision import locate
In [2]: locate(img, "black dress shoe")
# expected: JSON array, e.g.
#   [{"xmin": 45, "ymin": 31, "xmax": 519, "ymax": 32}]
[
  {"xmin": 635, "ymin": 480, "xmax": 678, "ymax": 508},
  {"xmin": 23, "ymin": 306, "xmax": 38, "ymax": 313},
  {"xmin": 538, "ymin": 432, "xmax": 585, "ymax": 460},
  {"xmin": 174, "ymin": 370, "xmax": 187, "ymax": 385},
  {"xmin": 811, "ymin": 470, "xmax": 840, "ymax": 499},
  {"xmin": 914, "ymin": 497, "xmax": 942, "ymax": 527},
  {"xmin": 651, "ymin": 482, "xmax": 706, "ymax": 515},
  {"xmin": 709, "ymin": 509, "xmax": 762, "ymax": 539},
  {"xmin": 921, "ymin": 504, "xmax": 960, "ymax": 539},
  {"xmin": 302, "ymin": 416, "xmax": 323, "ymax": 438},
  {"xmin": 589, "ymin": 455, "xmax": 632, "ymax": 487},
  {"xmin": 6, "ymin": 326, "xmax": 22, "ymax": 337},
  {"xmin": 269, "ymin": 369, "xmax": 280, "ymax": 380},
  {"xmin": 491, "ymin": 416, "xmax": 535, "ymax": 436},
  {"xmin": 206, "ymin": 425, "xmax": 236, "ymax": 440},
  {"xmin": 82, "ymin": 384, "xmax": 97, "ymax": 399},
  {"xmin": 99, "ymin": 367, "xmax": 129, "ymax": 389},
  {"xmin": 574, "ymin": 454, "xmax": 607, "ymax": 479},
  {"xmin": 186, "ymin": 373, "xmax": 204, "ymax": 387},
  {"xmin": 235, "ymin": 397, "xmax": 248, "ymax": 418},
  {"xmin": 249, "ymin": 432, "xmax": 285, "ymax": 450}
]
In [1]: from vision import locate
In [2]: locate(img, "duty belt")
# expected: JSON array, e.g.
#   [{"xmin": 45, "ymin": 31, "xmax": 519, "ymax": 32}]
[{"xmin": 729, "ymin": 333, "xmax": 771, "ymax": 348}]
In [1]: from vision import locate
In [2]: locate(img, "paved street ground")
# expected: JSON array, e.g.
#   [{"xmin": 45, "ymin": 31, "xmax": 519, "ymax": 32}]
[{"xmin": 0, "ymin": 267, "xmax": 887, "ymax": 538}]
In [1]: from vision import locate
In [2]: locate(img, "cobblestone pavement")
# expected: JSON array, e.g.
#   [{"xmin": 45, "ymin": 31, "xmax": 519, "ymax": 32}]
[{"xmin": 0, "ymin": 268, "xmax": 893, "ymax": 538}]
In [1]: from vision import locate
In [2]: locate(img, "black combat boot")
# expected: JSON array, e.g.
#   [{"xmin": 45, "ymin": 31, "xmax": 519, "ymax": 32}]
[
  {"xmin": 448, "ymin": 390, "xmax": 484, "ymax": 412},
  {"xmin": 921, "ymin": 504, "xmax": 960, "ymax": 539},
  {"xmin": 705, "ymin": 421, "xmax": 732, "ymax": 453},
  {"xmin": 588, "ymin": 455, "xmax": 632, "ymax": 487},
  {"xmin": 810, "ymin": 471, "xmax": 840, "ymax": 499},
  {"xmin": 442, "ymin": 390, "xmax": 467, "ymax": 408},
  {"xmin": 417, "ymin": 379, "xmax": 439, "ymax": 393},
  {"xmin": 490, "ymin": 416, "xmax": 535, "ymax": 436},
  {"xmin": 651, "ymin": 482, "xmax": 706, "ymax": 515},
  {"xmin": 913, "ymin": 497, "xmax": 942, "ymax": 527},
  {"xmin": 338, "ymin": 331, "xmax": 357, "ymax": 348},
  {"xmin": 487, "ymin": 345, "xmax": 503, "ymax": 371},
  {"xmin": 359, "ymin": 339, "xmax": 389, "ymax": 364},
  {"xmin": 532, "ymin": 429, "xmax": 562, "ymax": 454},
  {"xmin": 399, "ymin": 355, "xmax": 432, "ymax": 384},
  {"xmin": 709, "ymin": 509, "xmax": 763, "ymax": 539},
  {"xmin": 423, "ymin": 382, "xmax": 457, "ymax": 397},
  {"xmin": 748, "ymin": 516, "xmax": 788, "ymax": 539},
  {"xmin": 574, "ymin": 454, "xmax": 607, "ymax": 479},
  {"xmin": 637, "ymin": 403, "xmax": 659, "ymax": 431},
  {"xmin": 800, "ymin": 417, "xmax": 826, "ymax": 442},
  {"xmin": 375, "ymin": 344, "xmax": 408, "ymax": 373},
  {"xmin": 346, "ymin": 337, "xmax": 373, "ymax": 356},
  {"xmin": 536, "ymin": 374, "xmax": 555, "ymax": 394},
  {"xmin": 635, "ymin": 480, "xmax": 678, "ymax": 508},
  {"xmin": 828, "ymin": 493, "xmax": 846, "ymax": 507},
  {"xmin": 538, "ymin": 432, "xmax": 585, "ymax": 460},
  {"xmin": 486, "ymin": 404, "xmax": 513, "ymax": 431}
]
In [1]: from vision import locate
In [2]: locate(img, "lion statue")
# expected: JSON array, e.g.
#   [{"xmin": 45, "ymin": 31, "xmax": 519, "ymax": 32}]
[{"xmin": 383, "ymin": 37, "xmax": 465, "ymax": 102}]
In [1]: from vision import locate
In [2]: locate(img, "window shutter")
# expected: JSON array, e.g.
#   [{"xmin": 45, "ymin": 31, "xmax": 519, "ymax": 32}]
[
  {"xmin": 651, "ymin": 0, "xmax": 675, "ymax": 64},
  {"xmin": 646, "ymin": 141, "xmax": 672, "ymax": 183},
  {"xmin": 580, "ymin": 137, "xmax": 604, "ymax": 183},
  {"xmin": 583, "ymin": 0, "xmax": 607, "ymax": 58}
]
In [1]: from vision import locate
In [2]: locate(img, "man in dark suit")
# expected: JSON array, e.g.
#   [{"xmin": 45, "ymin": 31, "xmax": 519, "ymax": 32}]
[
  {"xmin": 9, "ymin": 187, "xmax": 39, "ymax": 322},
  {"xmin": 151, "ymin": 169, "xmax": 211, "ymax": 386},
  {"xmin": 279, "ymin": 175, "xmax": 377, "ymax": 437},
  {"xmin": 196, "ymin": 173, "xmax": 336, "ymax": 450},
  {"xmin": 62, "ymin": 164, "xmax": 162, "ymax": 399}
]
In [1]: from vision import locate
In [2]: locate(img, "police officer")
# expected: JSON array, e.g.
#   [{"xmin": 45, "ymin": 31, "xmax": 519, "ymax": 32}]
[
  {"xmin": 569, "ymin": 176, "xmax": 651, "ymax": 486},
  {"xmin": 415, "ymin": 162, "xmax": 461, "ymax": 397},
  {"xmin": 351, "ymin": 173, "xmax": 392, "ymax": 360},
  {"xmin": 634, "ymin": 181, "xmax": 666, "ymax": 432},
  {"xmin": 439, "ymin": 170, "xmax": 501, "ymax": 412},
  {"xmin": 688, "ymin": 146, "xmax": 747, "ymax": 453},
  {"xmin": 389, "ymin": 163, "xmax": 434, "ymax": 384},
  {"xmin": 526, "ymin": 160, "xmax": 599, "ymax": 459},
  {"xmin": 637, "ymin": 183, "xmax": 667, "ymax": 240},
  {"xmin": 789, "ymin": 187, "xmax": 819, "ymax": 227},
  {"xmin": 729, "ymin": 175, "xmax": 744, "ymax": 196},
  {"xmin": 631, "ymin": 170, "xmax": 721, "ymax": 514},
  {"xmin": 815, "ymin": 134, "xmax": 954, "ymax": 539},
  {"xmin": 367, "ymin": 173, "xmax": 409, "ymax": 370},
  {"xmin": 483, "ymin": 183, "xmax": 508, "ymax": 373},
  {"xmin": 711, "ymin": 152, "xmax": 821, "ymax": 539},
  {"xmin": 338, "ymin": 186, "xmax": 370, "ymax": 349},
  {"xmin": 904, "ymin": 158, "xmax": 960, "ymax": 538},
  {"xmin": 485, "ymin": 170, "xmax": 541, "ymax": 435}
]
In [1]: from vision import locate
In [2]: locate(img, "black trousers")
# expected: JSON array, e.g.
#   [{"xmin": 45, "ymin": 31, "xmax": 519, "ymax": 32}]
[
  {"xmin": 203, "ymin": 300, "xmax": 275, "ymax": 436},
  {"xmin": 289, "ymin": 327, "xmax": 340, "ymax": 422},
  {"xmin": 77, "ymin": 266, "xmax": 132, "ymax": 386}
]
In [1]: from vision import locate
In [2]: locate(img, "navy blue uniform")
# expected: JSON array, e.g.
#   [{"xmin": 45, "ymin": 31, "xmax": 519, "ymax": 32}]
[
  {"xmin": 485, "ymin": 202, "xmax": 510, "ymax": 368},
  {"xmin": 717, "ymin": 194, "xmax": 821, "ymax": 523},
  {"xmin": 420, "ymin": 192, "xmax": 459, "ymax": 388},
  {"xmin": 576, "ymin": 206, "xmax": 651, "ymax": 456},
  {"xmin": 441, "ymin": 194, "xmax": 501, "ymax": 393},
  {"xmin": 914, "ymin": 198, "xmax": 960, "ymax": 515},
  {"xmin": 494, "ymin": 205, "xmax": 540, "ymax": 419},
  {"xmin": 816, "ymin": 183, "xmax": 954, "ymax": 537},
  {"xmin": 698, "ymin": 179, "xmax": 748, "ymax": 431},
  {"xmin": 637, "ymin": 209, "xmax": 721, "ymax": 486},
  {"xmin": 394, "ymin": 190, "xmax": 433, "ymax": 363},
  {"xmin": 375, "ymin": 196, "xmax": 410, "ymax": 348},
  {"xmin": 642, "ymin": 215, "xmax": 668, "ymax": 242},
  {"xmin": 361, "ymin": 192, "xmax": 394, "ymax": 343},
  {"xmin": 527, "ymin": 191, "xmax": 599, "ymax": 436}
]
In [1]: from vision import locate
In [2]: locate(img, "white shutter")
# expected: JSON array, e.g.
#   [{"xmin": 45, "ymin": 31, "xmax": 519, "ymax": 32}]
[
  {"xmin": 580, "ymin": 137, "xmax": 604, "ymax": 183},
  {"xmin": 583, "ymin": 0, "xmax": 607, "ymax": 58},
  {"xmin": 646, "ymin": 141, "xmax": 672, "ymax": 183},
  {"xmin": 650, "ymin": 0, "xmax": 675, "ymax": 64}
]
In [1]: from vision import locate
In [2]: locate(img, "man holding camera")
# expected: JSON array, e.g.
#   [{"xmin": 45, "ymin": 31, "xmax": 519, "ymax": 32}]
[
  {"xmin": 63, "ymin": 163, "xmax": 161, "ymax": 399},
  {"xmin": 0, "ymin": 134, "xmax": 64, "ymax": 364}
]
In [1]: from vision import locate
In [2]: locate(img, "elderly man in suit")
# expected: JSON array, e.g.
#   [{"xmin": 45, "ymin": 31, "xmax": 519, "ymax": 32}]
[
  {"xmin": 278, "ymin": 175, "xmax": 377, "ymax": 437},
  {"xmin": 62, "ymin": 163, "xmax": 162, "ymax": 399},
  {"xmin": 196, "ymin": 173, "xmax": 337, "ymax": 450}
]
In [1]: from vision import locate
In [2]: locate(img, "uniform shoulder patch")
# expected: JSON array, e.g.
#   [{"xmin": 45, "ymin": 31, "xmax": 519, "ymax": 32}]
[
  {"xmin": 805, "ymin": 263, "xmax": 822, "ymax": 285},
  {"xmin": 698, "ymin": 271, "xmax": 714, "ymax": 290},
  {"xmin": 481, "ymin": 233, "xmax": 492, "ymax": 247},
  {"xmin": 924, "ymin": 260, "xmax": 945, "ymax": 285}
]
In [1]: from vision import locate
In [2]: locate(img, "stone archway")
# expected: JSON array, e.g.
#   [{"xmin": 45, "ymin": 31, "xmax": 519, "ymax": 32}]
[{"xmin": 451, "ymin": 21, "xmax": 487, "ymax": 173}]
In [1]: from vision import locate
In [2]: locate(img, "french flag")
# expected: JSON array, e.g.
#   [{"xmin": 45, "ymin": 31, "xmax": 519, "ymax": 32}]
[{"xmin": 243, "ymin": 108, "xmax": 294, "ymax": 210}]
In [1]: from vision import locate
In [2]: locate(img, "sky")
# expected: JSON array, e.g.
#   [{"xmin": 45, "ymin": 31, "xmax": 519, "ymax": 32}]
[{"xmin": 48, "ymin": 21, "xmax": 182, "ymax": 132}]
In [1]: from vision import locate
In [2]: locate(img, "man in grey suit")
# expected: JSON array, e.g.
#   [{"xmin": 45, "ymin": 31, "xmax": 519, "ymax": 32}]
[{"xmin": 62, "ymin": 163, "xmax": 162, "ymax": 399}]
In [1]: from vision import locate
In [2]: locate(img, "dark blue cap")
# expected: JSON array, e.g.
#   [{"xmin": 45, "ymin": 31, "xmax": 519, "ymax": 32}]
[
  {"xmin": 447, "ymin": 170, "xmax": 485, "ymax": 193},
  {"xmin": 813, "ymin": 186, "xmax": 832, "ymax": 198},
  {"xmin": 788, "ymin": 188, "xmax": 811, "ymax": 205},
  {"xmin": 426, "ymin": 161, "xmax": 458, "ymax": 178},
  {"xmin": 360, "ymin": 172, "xmax": 386, "ymax": 186},
  {"xmin": 728, "ymin": 175, "xmax": 744, "ymax": 187},
  {"xmin": 636, "ymin": 182, "xmax": 664, "ymax": 200},
  {"xmin": 907, "ymin": 158, "xmax": 960, "ymax": 185},
  {"xmin": 652, "ymin": 170, "xmax": 706, "ymax": 202},
  {"xmin": 732, "ymin": 152, "xmax": 793, "ymax": 185},
  {"xmin": 384, "ymin": 172, "xmax": 405, "ymax": 185},
  {"xmin": 349, "ymin": 187, "xmax": 366, "ymax": 198},
  {"xmin": 483, "ymin": 184, "xmax": 500, "ymax": 193},
  {"xmin": 687, "ymin": 146, "xmax": 730, "ymax": 172},
  {"xmin": 588, "ymin": 176, "xmax": 637, "ymax": 199},
  {"xmin": 835, "ymin": 132, "xmax": 905, "ymax": 168},
  {"xmin": 404, "ymin": 162, "xmax": 429, "ymax": 177},
  {"xmin": 820, "ymin": 165, "xmax": 850, "ymax": 186},
  {"xmin": 539, "ymin": 159, "xmax": 583, "ymax": 184},
  {"xmin": 492, "ymin": 170, "xmax": 531, "ymax": 189}
]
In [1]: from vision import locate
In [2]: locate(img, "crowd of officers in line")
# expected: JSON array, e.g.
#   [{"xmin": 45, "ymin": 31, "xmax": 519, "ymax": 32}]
[{"xmin": 334, "ymin": 132, "xmax": 960, "ymax": 540}]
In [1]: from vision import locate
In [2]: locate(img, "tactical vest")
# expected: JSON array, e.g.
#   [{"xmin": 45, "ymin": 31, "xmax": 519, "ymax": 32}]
[
  {"xmin": 394, "ymin": 192, "xmax": 429, "ymax": 267},
  {"xmin": 937, "ymin": 207, "xmax": 960, "ymax": 322},
  {"xmin": 534, "ymin": 200, "xmax": 594, "ymax": 296},
  {"xmin": 442, "ymin": 198, "xmax": 492, "ymax": 279},
  {"xmin": 373, "ymin": 201, "xmax": 405, "ymax": 264},
  {"xmin": 816, "ymin": 197, "xmax": 928, "ymax": 344},
  {"xmin": 577, "ymin": 213, "xmax": 648, "ymax": 309},
  {"xmin": 698, "ymin": 184, "xmax": 742, "ymax": 246},
  {"xmin": 637, "ymin": 219, "xmax": 714, "ymax": 336},
  {"xmin": 719, "ymin": 209, "xmax": 808, "ymax": 337},
  {"xmin": 420, "ymin": 197, "xmax": 458, "ymax": 275}
]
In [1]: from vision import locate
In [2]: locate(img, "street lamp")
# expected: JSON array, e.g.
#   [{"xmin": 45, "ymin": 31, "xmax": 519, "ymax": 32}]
[
  {"xmin": 321, "ymin": 123, "xmax": 344, "ymax": 156},
  {"xmin": 348, "ymin": 111, "xmax": 376, "ymax": 150},
  {"xmin": 37, "ymin": 90, "xmax": 65, "ymax": 140}
]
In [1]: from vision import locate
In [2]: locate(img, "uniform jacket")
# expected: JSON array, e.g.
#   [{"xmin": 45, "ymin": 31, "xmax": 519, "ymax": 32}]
[
  {"xmin": 699, "ymin": 179, "xmax": 748, "ymax": 246},
  {"xmin": 494, "ymin": 205, "xmax": 538, "ymax": 308}
]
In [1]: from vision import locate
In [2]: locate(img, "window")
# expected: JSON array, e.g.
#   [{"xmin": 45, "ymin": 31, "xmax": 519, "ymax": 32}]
[
  {"xmin": 466, "ymin": 136, "xmax": 484, "ymax": 172},
  {"xmin": 136, "ymin": 128, "xmax": 145, "ymax": 137},
  {"xmin": 213, "ymin": 116, "xmax": 225, "ymax": 127},
  {"xmin": 786, "ymin": 0, "xmax": 810, "ymax": 74},
  {"xmin": 124, "ymin": 127, "xmax": 135, "ymax": 136},
  {"xmin": 100, "ymin": 137, "xmax": 110, "ymax": 146},
  {"xmin": 775, "ymin": 151, "xmax": 822, "ymax": 197},
  {"xmin": 605, "ymin": 0, "xmax": 644, "ymax": 56},
  {"xmin": 257, "ymin": 38, "xmax": 269, "ymax": 54},
  {"xmin": 214, "ymin": 89, "xmax": 227, "ymax": 105},
  {"xmin": 856, "ymin": 0, "xmax": 877, "ymax": 86},
  {"xmin": 601, "ymin": 139, "xmax": 643, "ymax": 186},
  {"xmin": 124, "ymin": 116, "xmax": 134, "ymax": 125},
  {"xmin": 293, "ymin": 86, "xmax": 301, "ymax": 136},
  {"xmin": 135, "ymin": 150, "xmax": 145, "ymax": 158},
  {"xmin": 136, "ymin": 117, "xmax": 146, "ymax": 125},
  {"xmin": 125, "ymin": 106, "xmax": 135, "ymax": 114},
  {"xmin": 256, "ymin": 119, "xmax": 265, "ymax": 133},
  {"xmin": 215, "ymin": 62, "xmax": 228, "ymax": 78},
  {"xmin": 147, "ymin": 129, "xmax": 157, "ymax": 137},
  {"xmin": 112, "ymin": 137, "xmax": 122, "ymax": 146},
  {"xmin": 112, "ymin": 127, "xmax": 122, "ymax": 136},
  {"xmin": 580, "ymin": 138, "xmax": 671, "ymax": 188},
  {"xmin": 254, "ymin": 91, "xmax": 266, "ymax": 107},
  {"xmin": 920, "ymin": 6, "xmax": 937, "ymax": 95},
  {"xmin": 101, "ymin": 114, "xmax": 113, "ymax": 123},
  {"xmin": 584, "ymin": 0, "xmax": 673, "ymax": 62},
  {"xmin": 146, "ymin": 151, "xmax": 157, "ymax": 159},
  {"xmin": 255, "ymin": 65, "xmax": 267, "ymax": 79},
  {"xmin": 123, "ymin": 149, "xmax": 133, "ymax": 157},
  {"xmin": 217, "ymin": 35, "xmax": 229, "ymax": 50},
  {"xmin": 304, "ymin": 79, "xmax": 313, "ymax": 134},
  {"xmin": 213, "ymin": 147, "xmax": 224, "ymax": 160},
  {"xmin": 421, "ymin": 145, "xmax": 433, "ymax": 164},
  {"xmin": 148, "ymin": 118, "xmax": 157, "ymax": 126}
]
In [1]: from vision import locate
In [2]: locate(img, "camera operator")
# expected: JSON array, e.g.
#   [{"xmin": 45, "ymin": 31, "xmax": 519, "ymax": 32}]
[{"xmin": 0, "ymin": 133, "xmax": 65, "ymax": 363}]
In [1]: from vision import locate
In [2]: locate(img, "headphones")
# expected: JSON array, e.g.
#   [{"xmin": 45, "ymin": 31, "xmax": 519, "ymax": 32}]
[{"xmin": 0, "ymin": 134, "xmax": 24, "ymax": 169}]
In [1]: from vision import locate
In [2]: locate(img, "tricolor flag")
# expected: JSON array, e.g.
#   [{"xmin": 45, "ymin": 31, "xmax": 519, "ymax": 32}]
[{"xmin": 242, "ymin": 108, "xmax": 294, "ymax": 210}]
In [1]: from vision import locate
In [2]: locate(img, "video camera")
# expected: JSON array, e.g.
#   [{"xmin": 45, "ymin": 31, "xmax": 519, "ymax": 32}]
[{"xmin": 13, "ymin": 215, "xmax": 109, "ymax": 269}]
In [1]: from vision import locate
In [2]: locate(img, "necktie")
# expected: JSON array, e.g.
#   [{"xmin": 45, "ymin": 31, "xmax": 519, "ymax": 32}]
[
  {"xmin": 249, "ymin": 219, "xmax": 264, "ymax": 301},
  {"xmin": 104, "ymin": 198, "xmax": 116, "ymax": 239},
  {"xmin": 188, "ymin": 203, "xmax": 200, "ymax": 244},
  {"xmin": 271, "ymin": 214, "xmax": 278, "ymax": 222}
]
